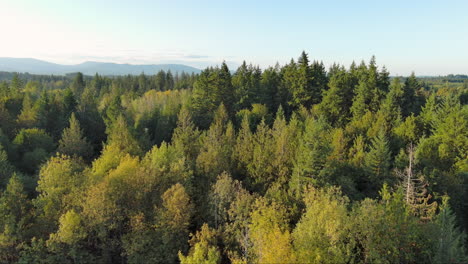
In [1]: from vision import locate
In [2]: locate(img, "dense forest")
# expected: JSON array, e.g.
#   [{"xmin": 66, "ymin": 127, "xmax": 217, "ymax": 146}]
[{"xmin": 0, "ymin": 52, "xmax": 467, "ymax": 263}]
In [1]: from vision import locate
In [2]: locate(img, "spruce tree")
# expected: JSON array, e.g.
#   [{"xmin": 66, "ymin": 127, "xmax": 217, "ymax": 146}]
[
  {"xmin": 9, "ymin": 73, "xmax": 22, "ymax": 96},
  {"xmin": 17, "ymin": 93, "xmax": 38, "ymax": 129},
  {"xmin": 71, "ymin": 72, "xmax": 85, "ymax": 96},
  {"xmin": 62, "ymin": 88, "xmax": 77, "ymax": 119},
  {"xmin": 57, "ymin": 113, "xmax": 93, "ymax": 159},
  {"xmin": 172, "ymin": 106, "xmax": 201, "ymax": 165},
  {"xmin": 106, "ymin": 114, "xmax": 142, "ymax": 156},
  {"xmin": 433, "ymin": 197, "xmax": 468, "ymax": 263},
  {"xmin": 402, "ymin": 73, "xmax": 420, "ymax": 116},
  {"xmin": 0, "ymin": 145, "xmax": 14, "ymax": 188},
  {"xmin": 218, "ymin": 62, "xmax": 235, "ymax": 117},
  {"xmin": 317, "ymin": 68, "xmax": 353, "ymax": 126},
  {"xmin": 190, "ymin": 64, "xmax": 234, "ymax": 129},
  {"xmin": 290, "ymin": 117, "xmax": 332, "ymax": 196},
  {"xmin": 289, "ymin": 51, "xmax": 313, "ymax": 109},
  {"xmin": 364, "ymin": 130, "xmax": 391, "ymax": 194},
  {"xmin": 310, "ymin": 60, "xmax": 328, "ymax": 105},
  {"xmin": 260, "ymin": 65, "xmax": 281, "ymax": 112}
]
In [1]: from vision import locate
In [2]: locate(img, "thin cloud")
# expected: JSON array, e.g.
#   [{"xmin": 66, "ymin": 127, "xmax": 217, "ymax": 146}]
[{"xmin": 184, "ymin": 54, "xmax": 210, "ymax": 59}]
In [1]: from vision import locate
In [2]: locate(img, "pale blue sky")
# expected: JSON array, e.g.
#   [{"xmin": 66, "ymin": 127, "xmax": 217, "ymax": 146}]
[{"xmin": 1, "ymin": 0, "xmax": 467, "ymax": 75}]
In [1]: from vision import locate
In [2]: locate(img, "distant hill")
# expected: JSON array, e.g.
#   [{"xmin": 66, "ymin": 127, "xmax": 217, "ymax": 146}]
[{"xmin": 0, "ymin": 57, "xmax": 201, "ymax": 75}]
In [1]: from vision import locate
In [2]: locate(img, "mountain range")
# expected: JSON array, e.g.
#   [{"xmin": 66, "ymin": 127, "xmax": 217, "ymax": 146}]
[{"xmin": 0, "ymin": 58, "xmax": 201, "ymax": 76}]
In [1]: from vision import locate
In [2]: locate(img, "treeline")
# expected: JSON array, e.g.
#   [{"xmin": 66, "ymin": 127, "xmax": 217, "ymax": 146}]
[{"xmin": 0, "ymin": 52, "xmax": 467, "ymax": 263}]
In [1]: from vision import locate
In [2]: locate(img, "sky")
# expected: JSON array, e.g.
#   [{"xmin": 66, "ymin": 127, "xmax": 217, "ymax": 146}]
[{"xmin": 0, "ymin": 0, "xmax": 467, "ymax": 75}]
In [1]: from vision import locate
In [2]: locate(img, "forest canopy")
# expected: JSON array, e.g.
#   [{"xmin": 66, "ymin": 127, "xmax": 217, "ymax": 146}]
[{"xmin": 0, "ymin": 52, "xmax": 467, "ymax": 263}]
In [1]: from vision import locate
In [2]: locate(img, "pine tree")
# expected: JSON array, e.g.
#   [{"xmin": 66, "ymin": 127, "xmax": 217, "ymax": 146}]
[{"xmin": 57, "ymin": 113, "xmax": 93, "ymax": 159}]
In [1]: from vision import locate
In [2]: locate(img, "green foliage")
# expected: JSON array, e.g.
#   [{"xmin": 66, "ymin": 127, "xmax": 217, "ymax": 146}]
[
  {"xmin": 433, "ymin": 197, "xmax": 467, "ymax": 263},
  {"xmin": 190, "ymin": 63, "xmax": 235, "ymax": 129},
  {"xmin": 49, "ymin": 209, "xmax": 86, "ymax": 245},
  {"xmin": 290, "ymin": 117, "xmax": 332, "ymax": 195},
  {"xmin": 35, "ymin": 155, "xmax": 86, "ymax": 230},
  {"xmin": 232, "ymin": 62, "xmax": 262, "ymax": 110},
  {"xmin": 17, "ymin": 93, "xmax": 38, "ymax": 129},
  {"xmin": 317, "ymin": 67, "xmax": 353, "ymax": 126},
  {"xmin": 293, "ymin": 187, "xmax": 351, "ymax": 264},
  {"xmin": 235, "ymin": 103, "xmax": 270, "ymax": 130},
  {"xmin": 57, "ymin": 113, "xmax": 93, "ymax": 159},
  {"xmin": 172, "ymin": 105, "xmax": 201, "ymax": 164},
  {"xmin": 249, "ymin": 198, "xmax": 295, "ymax": 263},
  {"xmin": 364, "ymin": 130, "xmax": 392, "ymax": 194},
  {"xmin": 157, "ymin": 183, "xmax": 194, "ymax": 263},
  {"xmin": 70, "ymin": 72, "xmax": 85, "ymax": 96},
  {"xmin": 196, "ymin": 104, "xmax": 234, "ymax": 182},
  {"xmin": 13, "ymin": 128, "xmax": 54, "ymax": 173},
  {"xmin": 179, "ymin": 224, "xmax": 221, "ymax": 264},
  {"xmin": 351, "ymin": 185, "xmax": 426, "ymax": 263},
  {"xmin": 9, "ymin": 73, "xmax": 23, "ymax": 96},
  {"xmin": 106, "ymin": 114, "xmax": 142, "ymax": 156},
  {"xmin": 0, "ymin": 145, "xmax": 14, "ymax": 188},
  {"xmin": 0, "ymin": 174, "xmax": 32, "ymax": 263},
  {"xmin": 0, "ymin": 53, "xmax": 465, "ymax": 262}
]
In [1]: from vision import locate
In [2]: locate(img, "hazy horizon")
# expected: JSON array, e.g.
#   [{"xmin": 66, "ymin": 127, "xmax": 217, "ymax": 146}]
[{"xmin": 1, "ymin": 0, "xmax": 467, "ymax": 75}]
